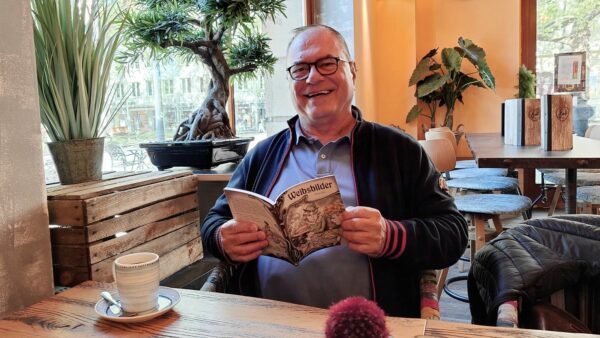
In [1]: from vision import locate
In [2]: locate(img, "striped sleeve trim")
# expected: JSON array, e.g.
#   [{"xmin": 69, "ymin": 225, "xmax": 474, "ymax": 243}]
[
  {"xmin": 379, "ymin": 219, "xmax": 407, "ymax": 259},
  {"xmin": 216, "ymin": 227, "xmax": 237, "ymax": 265}
]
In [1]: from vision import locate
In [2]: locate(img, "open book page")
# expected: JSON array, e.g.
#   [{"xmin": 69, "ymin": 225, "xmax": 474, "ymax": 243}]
[
  {"xmin": 273, "ymin": 175, "xmax": 345, "ymax": 263},
  {"xmin": 223, "ymin": 189, "xmax": 289, "ymax": 259}
]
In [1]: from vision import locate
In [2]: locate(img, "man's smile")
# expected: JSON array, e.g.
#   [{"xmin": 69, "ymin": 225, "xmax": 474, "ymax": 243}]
[{"xmin": 305, "ymin": 90, "xmax": 333, "ymax": 98}]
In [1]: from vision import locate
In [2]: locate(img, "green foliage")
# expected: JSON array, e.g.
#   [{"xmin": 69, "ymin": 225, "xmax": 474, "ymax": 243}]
[
  {"xmin": 121, "ymin": 0, "xmax": 285, "ymax": 75},
  {"xmin": 228, "ymin": 33, "xmax": 278, "ymax": 81},
  {"xmin": 516, "ymin": 64, "xmax": 536, "ymax": 99},
  {"xmin": 406, "ymin": 37, "xmax": 495, "ymax": 130},
  {"xmin": 538, "ymin": 0, "xmax": 600, "ymax": 53},
  {"xmin": 32, "ymin": 0, "xmax": 128, "ymax": 142}
]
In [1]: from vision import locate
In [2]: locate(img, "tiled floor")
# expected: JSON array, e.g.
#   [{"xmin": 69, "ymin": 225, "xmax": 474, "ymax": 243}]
[{"xmin": 439, "ymin": 207, "xmax": 564, "ymax": 323}]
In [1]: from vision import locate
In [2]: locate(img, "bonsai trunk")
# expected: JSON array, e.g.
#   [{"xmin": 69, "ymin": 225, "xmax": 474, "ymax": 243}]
[{"xmin": 173, "ymin": 52, "xmax": 235, "ymax": 141}]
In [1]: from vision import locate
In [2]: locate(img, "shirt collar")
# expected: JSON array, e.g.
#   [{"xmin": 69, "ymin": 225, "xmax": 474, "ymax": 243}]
[{"xmin": 294, "ymin": 119, "xmax": 353, "ymax": 146}]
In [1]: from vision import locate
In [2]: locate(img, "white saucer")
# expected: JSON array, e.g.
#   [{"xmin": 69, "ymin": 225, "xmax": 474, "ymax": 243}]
[{"xmin": 95, "ymin": 286, "xmax": 180, "ymax": 323}]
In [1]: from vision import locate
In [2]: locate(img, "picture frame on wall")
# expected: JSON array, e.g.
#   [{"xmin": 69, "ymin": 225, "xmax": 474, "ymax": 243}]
[{"xmin": 554, "ymin": 51, "xmax": 586, "ymax": 93}]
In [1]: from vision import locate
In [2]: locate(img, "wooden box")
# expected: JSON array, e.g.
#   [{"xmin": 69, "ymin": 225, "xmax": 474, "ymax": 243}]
[
  {"xmin": 503, "ymin": 98, "xmax": 541, "ymax": 146},
  {"xmin": 542, "ymin": 94, "xmax": 573, "ymax": 151},
  {"xmin": 47, "ymin": 170, "xmax": 203, "ymax": 286}
]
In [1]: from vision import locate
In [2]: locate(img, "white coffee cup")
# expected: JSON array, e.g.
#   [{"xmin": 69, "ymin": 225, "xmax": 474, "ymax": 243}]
[{"xmin": 113, "ymin": 252, "xmax": 160, "ymax": 313}]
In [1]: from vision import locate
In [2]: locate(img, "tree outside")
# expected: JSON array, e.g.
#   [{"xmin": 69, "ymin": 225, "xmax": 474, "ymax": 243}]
[{"xmin": 537, "ymin": 0, "xmax": 600, "ymax": 122}]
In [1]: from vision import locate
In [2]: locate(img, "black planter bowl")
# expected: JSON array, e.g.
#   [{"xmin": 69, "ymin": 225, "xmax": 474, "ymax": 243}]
[{"xmin": 140, "ymin": 137, "xmax": 254, "ymax": 170}]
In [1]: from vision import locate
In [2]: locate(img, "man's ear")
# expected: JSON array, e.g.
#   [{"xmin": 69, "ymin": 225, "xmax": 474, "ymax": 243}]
[{"xmin": 350, "ymin": 61, "xmax": 357, "ymax": 80}]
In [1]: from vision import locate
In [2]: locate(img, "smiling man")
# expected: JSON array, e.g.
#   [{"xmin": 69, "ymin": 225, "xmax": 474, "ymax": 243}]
[{"xmin": 201, "ymin": 25, "xmax": 468, "ymax": 317}]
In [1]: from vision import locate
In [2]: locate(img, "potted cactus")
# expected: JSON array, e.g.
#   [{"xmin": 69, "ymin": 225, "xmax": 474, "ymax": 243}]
[{"xmin": 503, "ymin": 65, "xmax": 541, "ymax": 146}]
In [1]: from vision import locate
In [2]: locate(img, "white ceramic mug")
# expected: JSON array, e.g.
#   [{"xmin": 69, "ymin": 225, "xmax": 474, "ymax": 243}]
[{"xmin": 113, "ymin": 252, "xmax": 160, "ymax": 313}]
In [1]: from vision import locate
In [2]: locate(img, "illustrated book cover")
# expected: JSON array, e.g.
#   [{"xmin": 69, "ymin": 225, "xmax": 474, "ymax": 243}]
[{"xmin": 224, "ymin": 175, "xmax": 345, "ymax": 265}]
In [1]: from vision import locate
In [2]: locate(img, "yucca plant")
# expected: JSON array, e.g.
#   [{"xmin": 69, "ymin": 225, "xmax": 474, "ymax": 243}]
[
  {"xmin": 32, "ymin": 0, "xmax": 127, "ymax": 142},
  {"xmin": 121, "ymin": 0, "xmax": 285, "ymax": 141}
]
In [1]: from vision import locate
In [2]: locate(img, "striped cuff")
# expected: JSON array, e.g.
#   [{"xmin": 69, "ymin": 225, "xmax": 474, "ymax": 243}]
[
  {"xmin": 215, "ymin": 227, "xmax": 237, "ymax": 265},
  {"xmin": 378, "ymin": 219, "xmax": 407, "ymax": 259}
]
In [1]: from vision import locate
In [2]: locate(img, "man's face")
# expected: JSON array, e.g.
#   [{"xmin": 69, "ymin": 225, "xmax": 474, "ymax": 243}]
[{"xmin": 287, "ymin": 29, "xmax": 356, "ymax": 123}]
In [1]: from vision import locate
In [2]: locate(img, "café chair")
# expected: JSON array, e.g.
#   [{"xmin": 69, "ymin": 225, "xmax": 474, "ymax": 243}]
[
  {"xmin": 419, "ymin": 138, "xmax": 532, "ymax": 303},
  {"xmin": 540, "ymin": 125, "xmax": 600, "ymax": 215},
  {"xmin": 543, "ymin": 170, "xmax": 600, "ymax": 215},
  {"xmin": 201, "ymin": 261, "xmax": 442, "ymax": 320},
  {"xmin": 424, "ymin": 129, "xmax": 508, "ymax": 179}
]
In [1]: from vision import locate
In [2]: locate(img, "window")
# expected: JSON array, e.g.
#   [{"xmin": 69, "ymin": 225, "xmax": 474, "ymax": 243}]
[
  {"xmin": 43, "ymin": 0, "xmax": 306, "ymax": 183},
  {"xmin": 536, "ymin": 0, "xmax": 600, "ymax": 128},
  {"xmin": 131, "ymin": 82, "xmax": 140, "ymax": 97},
  {"xmin": 181, "ymin": 78, "xmax": 192, "ymax": 94},
  {"xmin": 115, "ymin": 83, "xmax": 125, "ymax": 98},
  {"xmin": 146, "ymin": 80, "xmax": 153, "ymax": 96},
  {"xmin": 314, "ymin": 1, "xmax": 355, "ymax": 59},
  {"xmin": 162, "ymin": 80, "xmax": 174, "ymax": 95}
]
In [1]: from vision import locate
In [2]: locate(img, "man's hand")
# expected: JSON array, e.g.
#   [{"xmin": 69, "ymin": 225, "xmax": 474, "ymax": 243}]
[
  {"xmin": 340, "ymin": 206, "xmax": 387, "ymax": 256},
  {"xmin": 219, "ymin": 219, "xmax": 268, "ymax": 263}
]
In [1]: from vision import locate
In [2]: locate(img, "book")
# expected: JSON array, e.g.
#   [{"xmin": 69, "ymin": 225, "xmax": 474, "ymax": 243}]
[{"xmin": 224, "ymin": 175, "xmax": 345, "ymax": 265}]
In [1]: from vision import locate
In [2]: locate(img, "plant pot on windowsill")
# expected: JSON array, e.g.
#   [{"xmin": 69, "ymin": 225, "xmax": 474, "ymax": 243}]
[{"xmin": 140, "ymin": 137, "xmax": 254, "ymax": 170}]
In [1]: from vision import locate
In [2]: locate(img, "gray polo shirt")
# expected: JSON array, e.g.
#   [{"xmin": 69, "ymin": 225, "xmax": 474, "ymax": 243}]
[{"xmin": 257, "ymin": 120, "xmax": 372, "ymax": 308}]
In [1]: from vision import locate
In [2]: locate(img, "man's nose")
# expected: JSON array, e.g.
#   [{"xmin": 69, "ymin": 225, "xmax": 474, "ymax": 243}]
[{"xmin": 305, "ymin": 64, "xmax": 324, "ymax": 82}]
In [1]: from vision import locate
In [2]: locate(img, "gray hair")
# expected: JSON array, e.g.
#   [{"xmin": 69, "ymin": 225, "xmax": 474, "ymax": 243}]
[{"xmin": 287, "ymin": 24, "xmax": 352, "ymax": 60}]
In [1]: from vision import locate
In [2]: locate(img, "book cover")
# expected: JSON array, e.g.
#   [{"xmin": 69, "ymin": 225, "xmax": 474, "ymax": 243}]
[{"xmin": 224, "ymin": 175, "xmax": 345, "ymax": 265}]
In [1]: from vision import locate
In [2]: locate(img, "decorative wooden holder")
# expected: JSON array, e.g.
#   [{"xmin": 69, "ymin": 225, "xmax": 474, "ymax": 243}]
[
  {"xmin": 541, "ymin": 94, "xmax": 573, "ymax": 151},
  {"xmin": 503, "ymin": 98, "xmax": 541, "ymax": 146}
]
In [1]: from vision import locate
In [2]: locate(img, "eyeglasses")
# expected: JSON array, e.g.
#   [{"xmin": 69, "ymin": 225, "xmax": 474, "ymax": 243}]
[{"xmin": 286, "ymin": 57, "xmax": 349, "ymax": 81}]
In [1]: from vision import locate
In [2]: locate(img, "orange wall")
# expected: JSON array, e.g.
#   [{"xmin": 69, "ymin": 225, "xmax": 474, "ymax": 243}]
[
  {"xmin": 355, "ymin": 0, "xmax": 521, "ymax": 157},
  {"xmin": 354, "ymin": 0, "xmax": 418, "ymax": 135}
]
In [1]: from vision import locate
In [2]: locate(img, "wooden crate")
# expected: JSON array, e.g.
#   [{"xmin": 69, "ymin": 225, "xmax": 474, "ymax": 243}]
[{"xmin": 47, "ymin": 170, "xmax": 203, "ymax": 286}]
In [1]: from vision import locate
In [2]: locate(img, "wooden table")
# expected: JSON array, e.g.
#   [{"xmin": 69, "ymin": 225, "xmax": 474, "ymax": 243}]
[
  {"xmin": 467, "ymin": 133, "xmax": 600, "ymax": 214},
  {"xmin": 0, "ymin": 281, "xmax": 593, "ymax": 337}
]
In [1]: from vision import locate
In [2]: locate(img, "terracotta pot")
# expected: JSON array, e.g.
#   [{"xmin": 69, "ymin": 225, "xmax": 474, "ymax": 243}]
[{"xmin": 47, "ymin": 138, "xmax": 104, "ymax": 184}]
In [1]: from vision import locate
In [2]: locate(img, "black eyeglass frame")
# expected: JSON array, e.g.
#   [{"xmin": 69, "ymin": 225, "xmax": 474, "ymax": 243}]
[{"xmin": 286, "ymin": 57, "xmax": 350, "ymax": 81}]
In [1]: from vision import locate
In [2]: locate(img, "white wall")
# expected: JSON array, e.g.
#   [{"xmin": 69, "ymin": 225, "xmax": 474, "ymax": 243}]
[{"xmin": 0, "ymin": 0, "xmax": 54, "ymax": 317}]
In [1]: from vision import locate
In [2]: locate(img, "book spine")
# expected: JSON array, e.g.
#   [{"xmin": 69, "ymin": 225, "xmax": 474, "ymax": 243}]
[
  {"xmin": 518, "ymin": 99, "xmax": 525, "ymax": 146},
  {"xmin": 501, "ymin": 102, "xmax": 505, "ymax": 137},
  {"xmin": 544, "ymin": 95, "xmax": 552, "ymax": 150}
]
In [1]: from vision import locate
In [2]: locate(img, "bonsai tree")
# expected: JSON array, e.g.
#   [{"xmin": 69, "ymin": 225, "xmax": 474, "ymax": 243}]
[
  {"xmin": 406, "ymin": 37, "xmax": 496, "ymax": 131},
  {"xmin": 121, "ymin": 0, "xmax": 285, "ymax": 141},
  {"xmin": 516, "ymin": 64, "xmax": 536, "ymax": 98}
]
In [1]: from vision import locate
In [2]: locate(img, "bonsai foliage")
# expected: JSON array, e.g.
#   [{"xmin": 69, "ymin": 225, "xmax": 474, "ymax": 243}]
[
  {"xmin": 121, "ymin": 0, "xmax": 286, "ymax": 141},
  {"xmin": 406, "ymin": 37, "xmax": 496, "ymax": 130},
  {"xmin": 32, "ymin": 0, "xmax": 127, "ymax": 141},
  {"xmin": 516, "ymin": 64, "xmax": 536, "ymax": 99}
]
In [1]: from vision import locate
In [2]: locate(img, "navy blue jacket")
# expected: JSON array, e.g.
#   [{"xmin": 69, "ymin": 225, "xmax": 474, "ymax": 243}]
[{"xmin": 201, "ymin": 107, "xmax": 468, "ymax": 317}]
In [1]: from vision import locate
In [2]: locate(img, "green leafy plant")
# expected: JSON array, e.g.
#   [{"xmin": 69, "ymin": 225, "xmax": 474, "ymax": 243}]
[
  {"xmin": 516, "ymin": 64, "xmax": 536, "ymax": 98},
  {"xmin": 121, "ymin": 0, "xmax": 286, "ymax": 141},
  {"xmin": 32, "ymin": 0, "xmax": 127, "ymax": 142},
  {"xmin": 406, "ymin": 37, "xmax": 496, "ymax": 130}
]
